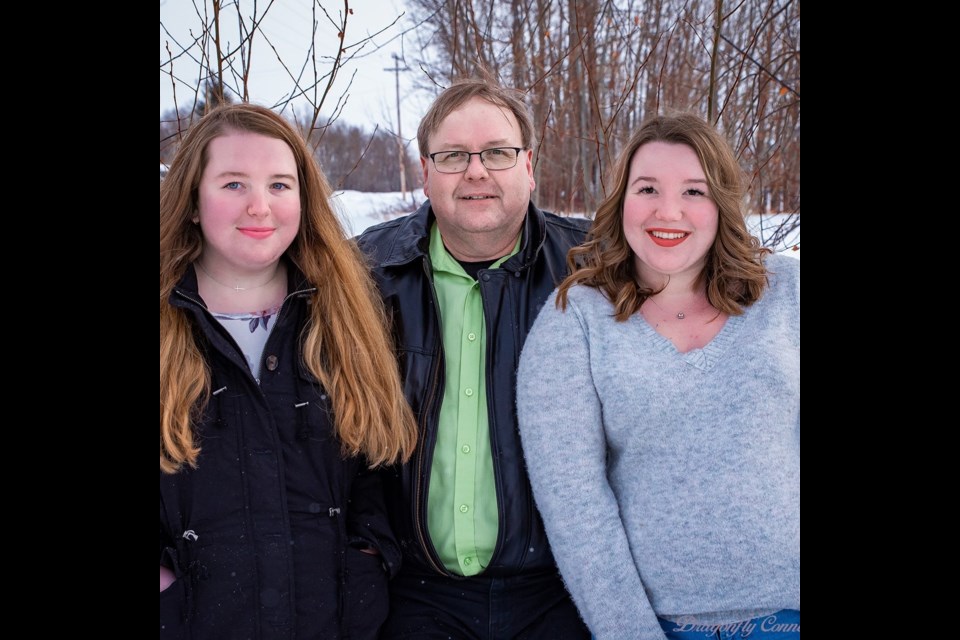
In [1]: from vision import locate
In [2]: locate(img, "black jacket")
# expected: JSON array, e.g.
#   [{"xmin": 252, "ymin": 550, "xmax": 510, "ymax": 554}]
[
  {"xmin": 160, "ymin": 266, "xmax": 400, "ymax": 639},
  {"xmin": 357, "ymin": 201, "xmax": 589, "ymax": 578}
]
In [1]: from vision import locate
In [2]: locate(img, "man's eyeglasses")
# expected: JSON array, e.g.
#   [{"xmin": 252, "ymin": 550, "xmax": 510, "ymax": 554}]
[{"xmin": 428, "ymin": 147, "xmax": 524, "ymax": 174}]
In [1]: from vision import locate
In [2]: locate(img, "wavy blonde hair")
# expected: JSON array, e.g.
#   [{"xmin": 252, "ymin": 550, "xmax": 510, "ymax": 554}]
[
  {"xmin": 558, "ymin": 113, "xmax": 770, "ymax": 320},
  {"xmin": 160, "ymin": 103, "xmax": 416, "ymax": 473}
]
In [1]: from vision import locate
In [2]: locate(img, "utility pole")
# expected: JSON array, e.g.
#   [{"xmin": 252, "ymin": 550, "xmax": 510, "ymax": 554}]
[{"xmin": 384, "ymin": 53, "xmax": 410, "ymax": 201}]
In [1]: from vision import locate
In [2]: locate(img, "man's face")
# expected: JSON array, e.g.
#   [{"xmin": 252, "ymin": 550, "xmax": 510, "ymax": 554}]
[{"xmin": 422, "ymin": 97, "xmax": 535, "ymax": 260}]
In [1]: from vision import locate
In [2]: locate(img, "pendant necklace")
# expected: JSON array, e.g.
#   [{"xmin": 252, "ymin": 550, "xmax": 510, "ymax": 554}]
[
  {"xmin": 646, "ymin": 295, "xmax": 704, "ymax": 320},
  {"xmin": 196, "ymin": 261, "xmax": 281, "ymax": 292},
  {"xmin": 647, "ymin": 296, "xmax": 684, "ymax": 320}
]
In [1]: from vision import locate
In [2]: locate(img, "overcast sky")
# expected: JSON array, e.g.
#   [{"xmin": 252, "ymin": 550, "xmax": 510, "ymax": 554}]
[{"xmin": 159, "ymin": 0, "xmax": 430, "ymax": 138}]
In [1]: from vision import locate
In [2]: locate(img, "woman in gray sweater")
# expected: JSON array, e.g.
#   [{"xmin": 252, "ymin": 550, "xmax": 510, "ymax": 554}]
[{"xmin": 516, "ymin": 114, "xmax": 799, "ymax": 640}]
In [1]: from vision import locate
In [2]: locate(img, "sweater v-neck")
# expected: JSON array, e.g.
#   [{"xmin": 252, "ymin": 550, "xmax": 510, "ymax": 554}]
[{"xmin": 633, "ymin": 309, "xmax": 746, "ymax": 372}]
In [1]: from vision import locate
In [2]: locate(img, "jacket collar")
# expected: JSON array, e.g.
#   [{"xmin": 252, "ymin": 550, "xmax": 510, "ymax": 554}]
[{"xmin": 378, "ymin": 199, "xmax": 548, "ymax": 273}]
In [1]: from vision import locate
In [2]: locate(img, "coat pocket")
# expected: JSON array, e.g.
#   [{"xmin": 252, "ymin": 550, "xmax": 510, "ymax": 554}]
[
  {"xmin": 341, "ymin": 546, "xmax": 389, "ymax": 640},
  {"xmin": 159, "ymin": 573, "xmax": 190, "ymax": 640}
]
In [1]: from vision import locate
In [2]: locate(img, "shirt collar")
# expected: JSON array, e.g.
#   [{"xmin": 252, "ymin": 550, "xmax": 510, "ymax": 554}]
[{"xmin": 428, "ymin": 222, "xmax": 522, "ymax": 278}]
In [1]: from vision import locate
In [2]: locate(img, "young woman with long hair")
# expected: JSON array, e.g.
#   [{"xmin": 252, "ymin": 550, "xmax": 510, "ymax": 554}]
[{"xmin": 160, "ymin": 102, "xmax": 417, "ymax": 639}]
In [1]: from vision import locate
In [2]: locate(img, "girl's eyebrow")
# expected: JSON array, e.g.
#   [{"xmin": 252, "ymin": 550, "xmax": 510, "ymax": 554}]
[
  {"xmin": 630, "ymin": 176, "xmax": 709, "ymax": 186},
  {"xmin": 213, "ymin": 171, "xmax": 298, "ymax": 182}
]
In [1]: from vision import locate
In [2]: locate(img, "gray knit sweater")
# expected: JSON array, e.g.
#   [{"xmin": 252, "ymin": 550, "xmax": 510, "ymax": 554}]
[{"xmin": 516, "ymin": 254, "xmax": 799, "ymax": 640}]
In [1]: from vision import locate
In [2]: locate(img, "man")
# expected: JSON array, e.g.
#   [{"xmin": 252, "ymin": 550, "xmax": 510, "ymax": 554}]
[{"xmin": 357, "ymin": 77, "xmax": 591, "ymax": 639}]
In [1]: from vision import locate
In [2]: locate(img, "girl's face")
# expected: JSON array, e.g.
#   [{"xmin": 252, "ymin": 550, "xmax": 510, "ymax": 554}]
[
  {"xmin": 196, "ymin": 131, "xmax": 301, "ymax": 277},
  {"xmin": 622, "ymin": 141, "xmax": 719, "ymax": 288}
]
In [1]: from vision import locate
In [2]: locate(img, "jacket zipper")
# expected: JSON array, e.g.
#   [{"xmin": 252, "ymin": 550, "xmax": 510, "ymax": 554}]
[{"xmin": 412, "ymin": 256, "xmax": 451, "ymax": 576}]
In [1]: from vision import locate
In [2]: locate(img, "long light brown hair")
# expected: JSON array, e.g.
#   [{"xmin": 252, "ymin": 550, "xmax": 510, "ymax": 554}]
[
  {"xmin": 558, "ymin": 113, "xmax": 770, "ymax": 320},
  {"xmin": 160, "ymin": 103, "xmax": 416, "ymax": 473}
]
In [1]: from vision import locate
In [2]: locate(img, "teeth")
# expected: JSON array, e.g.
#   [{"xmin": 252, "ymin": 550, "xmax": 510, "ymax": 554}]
[
  {"xmin": 462, "ymin": 195, "xmax": 492, "ymax": 200},
  {"xmin": 651, "ymin": 231, "xmax": 686, "ymax": 240}
]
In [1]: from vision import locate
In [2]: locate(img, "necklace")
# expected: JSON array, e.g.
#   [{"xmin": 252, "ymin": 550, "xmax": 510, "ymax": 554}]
[
  {"xmin": 196, "ymin": 261, "xmax": 282, "ymax": 292},
  {"xmin": 646, "ymin": 294, "xmax": 705, "ymax": 320}
]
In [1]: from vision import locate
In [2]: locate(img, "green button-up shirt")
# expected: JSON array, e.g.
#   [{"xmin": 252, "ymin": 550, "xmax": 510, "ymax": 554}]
[{"xmin": 427, "ymin": 222, "xmax": 522, "ymax": 575}]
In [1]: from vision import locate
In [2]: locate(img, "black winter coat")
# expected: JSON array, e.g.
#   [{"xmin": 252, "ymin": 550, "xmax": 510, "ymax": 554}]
[
  {"xmin": 356, "ymin": 201, "xmax": 589, "ymax": 578},
  {"xmin": 160, "ymin": 266, "xmax": 401, "ymax": 639}
]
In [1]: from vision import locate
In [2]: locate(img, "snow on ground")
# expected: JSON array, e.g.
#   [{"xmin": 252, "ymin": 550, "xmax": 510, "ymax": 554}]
[
  {"xmin": 331, "ymin": 189, "xmax": 427, "ymax": 238},
  {"xmin": 332, "ymin": 189, "xmax": 800, "ymax": 258}
]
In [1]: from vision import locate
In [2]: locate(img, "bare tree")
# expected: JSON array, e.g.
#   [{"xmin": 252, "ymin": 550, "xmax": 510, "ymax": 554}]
[
  {"xmin": 312, "ymin": 122, "xmax": 421, "ymax": 192},
  {"xmin": 160, "ymin": 0, "xmax": 418, "ymax": 192}
]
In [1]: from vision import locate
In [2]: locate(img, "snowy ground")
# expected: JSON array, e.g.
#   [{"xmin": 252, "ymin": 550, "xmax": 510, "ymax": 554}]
[
  {"xmin": 331, "ymin": 189, "xmax": 428, "ymax": 237},
  {"xmin": 332, "ymin": 189, "xmax": 800, "ymax": 259}
]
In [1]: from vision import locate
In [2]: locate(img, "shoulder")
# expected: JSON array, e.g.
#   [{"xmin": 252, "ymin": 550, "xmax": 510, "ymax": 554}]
[
  {"xmin": 563, "ymin": 283, "xmax": 610, "ymax": 310},
  {"xmin": 533, "ymin": 284, "xmax": 610, "ymax": 331},
  {"xmin": 756, "ymin": 253, "xmax": 800, "ymax": 313},
  {"xmin": 357, "ymin": 215, "xmax": 405, "ymax": 241},
  {"xmin": 542, "ymin": 211, "xmax": 592, "ymax": 235},
  {"xmin": 356, "ymin": 204, "xmax": 430, "ymax": 265},
  {"xmin": 535, "ymin": 211, "xmax": 590, "ymax": 261},
  {"xmin": 355, "ymin": 214, "xmax": 406, "ymax": 252},
  {"xmin": 765, "ymin": 252, "xmax": 800, "ymax": 274},
  {"xmin": 521, "ymin": 285, "xmax": 612, "ymax": 374},
  {"xmin": 541, "ymin": 211, "xmax": 591, "ymax": 247},
  {"xmin": 764, "ymin": 253, "xmax": 800, "ymax": 291}
]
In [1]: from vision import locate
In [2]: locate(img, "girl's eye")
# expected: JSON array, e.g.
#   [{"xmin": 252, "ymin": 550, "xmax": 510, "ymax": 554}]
[
  {"xmin": 225, "ymin": 182, "xmax": 241, "ymax": 190},
  {"xmin": 636, "ymin": 186, "xmax": 655, "ymax": 194},
  {"xmin": 685, "ymin": 188, "xmax": 707, "ymax": 196},
  {"xmin": 271, "ymin": 183, "xmax": 289, "ymax": 191}
]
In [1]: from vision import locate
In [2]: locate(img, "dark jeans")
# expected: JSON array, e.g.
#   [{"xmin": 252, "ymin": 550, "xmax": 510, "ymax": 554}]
[{"xmin": 381, "ymin": 567, "xmax": 590, "ymax": 640}]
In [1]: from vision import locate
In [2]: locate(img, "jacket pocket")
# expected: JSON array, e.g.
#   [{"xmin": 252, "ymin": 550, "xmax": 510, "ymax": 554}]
[
  {"xmin": 341, "ymin": 546, "xmax": 389, "ymax": 640},
  {"xmin": 159, "ymin": 574, "xmax": 190, "ymax": 640}
]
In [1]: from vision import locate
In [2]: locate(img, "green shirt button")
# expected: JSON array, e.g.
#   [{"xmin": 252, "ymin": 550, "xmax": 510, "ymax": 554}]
[
  {"xmin": 464, "ymin": 388, "xmax": 474, "ymax": 397},
  {"xmin": 467, "ymin": 332, "xmax": 477, "ymax": 341},
  {"xmin": 459, "ymin": 504, "xmax": 469, "ymax": 513},
  {"xmin": 461, "ymin": 444, "xmax": 471, "ymax": 454}
]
